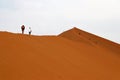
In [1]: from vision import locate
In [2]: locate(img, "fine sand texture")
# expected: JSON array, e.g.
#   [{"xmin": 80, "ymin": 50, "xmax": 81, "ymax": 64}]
[{"xmin": 0, "ymin": 27, "xmax": 120, "ymax": 80}]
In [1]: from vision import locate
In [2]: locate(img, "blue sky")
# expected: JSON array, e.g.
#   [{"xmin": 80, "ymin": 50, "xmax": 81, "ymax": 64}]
[{"xmin": 0, "ymin": 0, "xmax": 120, "ymax": 43}]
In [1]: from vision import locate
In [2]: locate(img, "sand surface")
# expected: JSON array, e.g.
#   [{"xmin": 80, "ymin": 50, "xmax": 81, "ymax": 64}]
[{"xmin": 0, "ymin": 28, "xmax": 120, "ymax": 80}]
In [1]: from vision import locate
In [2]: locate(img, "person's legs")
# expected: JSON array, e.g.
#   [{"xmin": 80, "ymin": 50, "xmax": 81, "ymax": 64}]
[
  {"xmin": 29, "ymin": 32, "xmax": 31, "ymax": 35},
  {"xmin": 22, "ymin": 29, "xmax": 24, "ymax": 34}
]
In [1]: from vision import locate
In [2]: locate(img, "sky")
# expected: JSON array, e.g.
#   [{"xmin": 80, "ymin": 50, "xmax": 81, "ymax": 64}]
[{"xmin": 0, "ymin": 0, "xmax": 120, "ymax": 43}]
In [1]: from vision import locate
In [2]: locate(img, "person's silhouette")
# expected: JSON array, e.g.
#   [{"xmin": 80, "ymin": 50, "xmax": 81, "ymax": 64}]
[{"xmin": 21, "ymin": 25, "xmax": 25, "ymax": 34}]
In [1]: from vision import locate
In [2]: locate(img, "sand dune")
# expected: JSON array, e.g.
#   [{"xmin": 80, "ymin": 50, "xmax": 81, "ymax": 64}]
[{"xmin": 0, "ymin": 28, "xmax": 120, "ymax": 80}]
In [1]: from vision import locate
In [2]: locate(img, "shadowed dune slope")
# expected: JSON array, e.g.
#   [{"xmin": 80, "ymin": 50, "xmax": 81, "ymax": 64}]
[
  {"xmin": 59, "ymin": 27, "xmax": 120, "ymax": 53},
  {"xmin": 0, "ymin": 28, "xmax": 120, "ymax": 80}
]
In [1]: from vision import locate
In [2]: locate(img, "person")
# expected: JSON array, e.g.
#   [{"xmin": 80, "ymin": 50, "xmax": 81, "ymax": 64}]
[
  {"xmin": 21, "ymin": 25, "xmax": 25, "ymax": 34},
  {"xmin": 28, "ymin": 27, "xmax": 32, "ymax": 35}
]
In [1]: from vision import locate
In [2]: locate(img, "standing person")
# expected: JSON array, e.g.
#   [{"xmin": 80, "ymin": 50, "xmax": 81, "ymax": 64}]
[
  {"xmin": 21, "ymin": 25, "xmax": 25, "ymax": 34},
  {"xmin": 28, "ymin": 27, "xmax": 32, "ymax": 35}
]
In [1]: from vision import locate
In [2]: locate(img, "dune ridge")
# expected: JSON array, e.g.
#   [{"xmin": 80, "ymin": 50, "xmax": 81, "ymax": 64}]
[{"xmin": 0, "ymin": 28, "xmax": 120, "ymax": 80}]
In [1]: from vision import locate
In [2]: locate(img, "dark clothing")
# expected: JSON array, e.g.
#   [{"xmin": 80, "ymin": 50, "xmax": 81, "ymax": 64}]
[
  {"xmin": 29, "ymin": 31, "xmax": 31, "ymax": 35},
  {"xmin": 21, "ymin": 25, "xmax": 25, "ymax": 34}
]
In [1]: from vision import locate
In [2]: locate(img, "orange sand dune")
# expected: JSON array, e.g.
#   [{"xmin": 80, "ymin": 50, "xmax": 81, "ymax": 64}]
[{"xmin": 0, "ymin": 28, "xmax": 120, "ymax": 80}]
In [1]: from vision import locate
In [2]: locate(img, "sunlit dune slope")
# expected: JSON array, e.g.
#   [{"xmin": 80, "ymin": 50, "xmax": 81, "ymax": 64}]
[{"xmin": 0, "ymin": 28, "xmax": 120, "ymax": 80}]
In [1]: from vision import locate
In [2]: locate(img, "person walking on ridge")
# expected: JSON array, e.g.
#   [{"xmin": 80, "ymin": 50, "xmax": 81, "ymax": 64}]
[
  {"xmin": 28, "ymin": 27, "xmax": 32, "ymax": 35},
  {"xmin": 21, "ymin": 25, "xmax": 25, "ymax": 34}
]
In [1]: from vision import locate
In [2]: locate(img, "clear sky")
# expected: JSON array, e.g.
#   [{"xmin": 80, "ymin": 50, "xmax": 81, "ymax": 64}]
[{"xmin": 0, "ymin": 0, "xmax": 120, "ymax": 43}]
